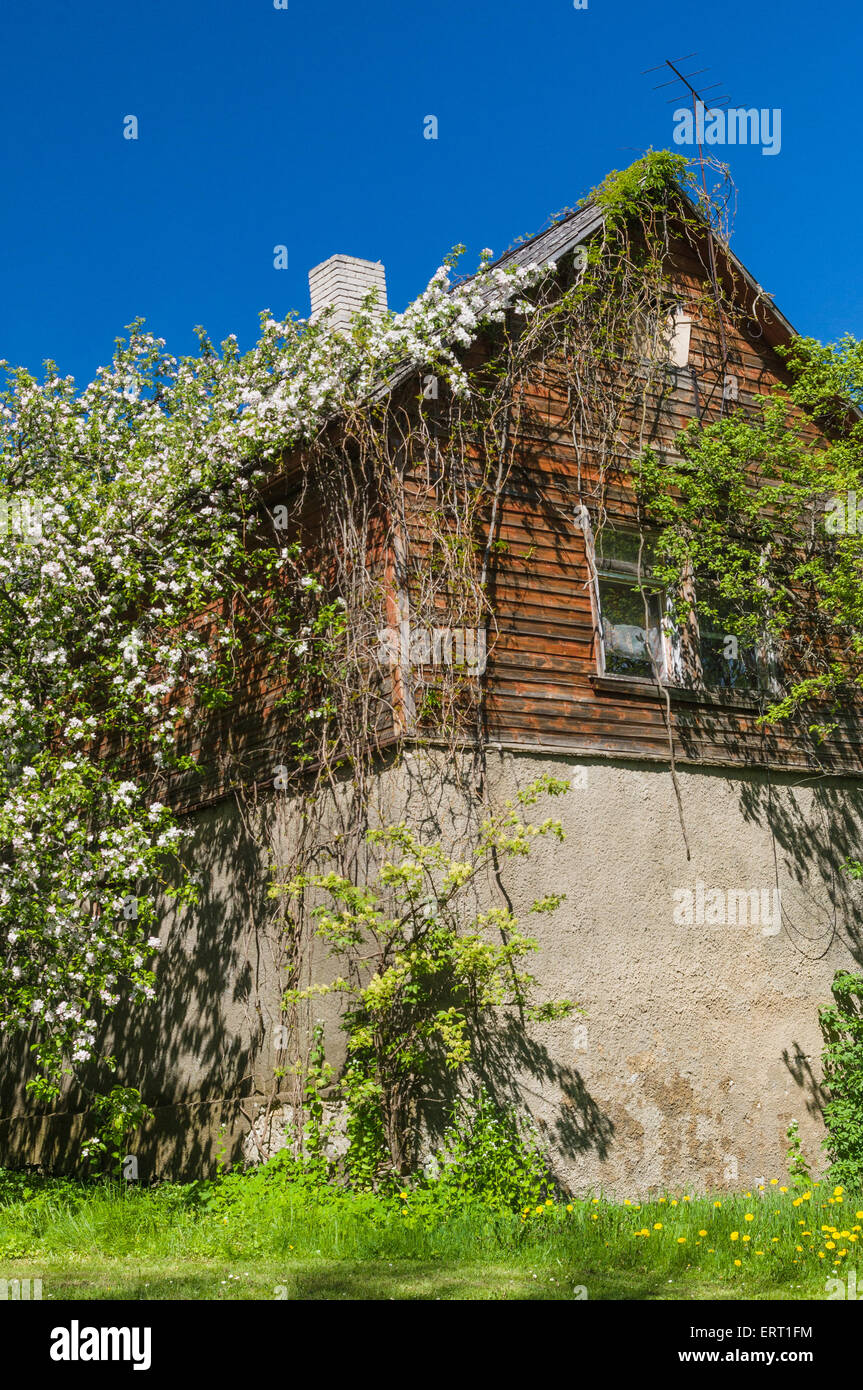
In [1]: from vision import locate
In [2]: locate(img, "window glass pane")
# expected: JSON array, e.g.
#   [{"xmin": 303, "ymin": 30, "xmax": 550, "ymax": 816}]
[
  {"xmin": 595, "ymin": 529, "xmax": 657, "ymax": 579},
  {"xmin": 697, "ymin": 597, "xmax": 760, "ymax": 689},
  {"xmin": 599, "ymin": 579, "xmax": 664, "ymax": 678}
]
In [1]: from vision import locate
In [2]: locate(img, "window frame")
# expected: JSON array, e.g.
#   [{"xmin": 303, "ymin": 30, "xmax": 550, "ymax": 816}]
[
  {"xmin": 580, "ymin": 510, "xmax": 777, "ymax": 696},
  {"xmin": 632, "ymin": 295, "xmax": 693, "ymax": 371},
  {"xmin": 583, "ymin": 518, "xmax": 675, "ymax": 684}
]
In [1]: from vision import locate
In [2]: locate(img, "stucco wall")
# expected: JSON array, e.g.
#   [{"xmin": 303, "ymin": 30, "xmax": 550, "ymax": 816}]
[
  {"xmin": 3, "ymin": 748, "xmax": 862, "ymax": 1196},
  {"xmin": 475, "ymin": 750, "xmax": 863, "ymax": 1195}
]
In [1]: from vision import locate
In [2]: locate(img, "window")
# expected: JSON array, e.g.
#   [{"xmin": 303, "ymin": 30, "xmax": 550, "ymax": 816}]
[
  {"xmin": 583, "ymin": 513, "xmax": 776, "ymax": 694},
  {"xmin": 666, "ymin": 302, "xmax": 693, "ymax": 368},
  {"xmin": 634, "ymin": 298, "xmax": 692, "ymax": 369},
  {"xmin": 594, "ymin": 529, "xmax": 669, "ymax": 680},
  {"xmin": 695, "ymin": 589, "xmax": 767, "ymax": 692}
]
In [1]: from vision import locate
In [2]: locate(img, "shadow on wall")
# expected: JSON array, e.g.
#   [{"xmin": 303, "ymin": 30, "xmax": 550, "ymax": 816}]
[
  {"xmin": 0, "ymin": 796, "xmax": 290, "ymax": 1180},
  {"xmin": 733, "ymin": 766, "xmax": 863, "ymax": 1149},
  {"xmin": 5, "ymin": 751, "xmax": 863, "ymax": 1183},
  {"xmin": 736, "ymin": 770, "xmax": 863, "ymax": 969},
  {"xmin": 481, "ymin": 1015, "xmax": 615, "ymax": 1167},
  {"xmin": 416, "ymin": 1015, "xmax": 616, "ymax": 1181},
  {"xmin": 782, "ymin": 1042, "xmax": 829, "ymax": 1122}
]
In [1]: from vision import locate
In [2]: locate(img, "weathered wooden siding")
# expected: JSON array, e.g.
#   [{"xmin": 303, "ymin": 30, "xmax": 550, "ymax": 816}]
[
  {"xmin": 159, "ymin": 233, "xmax": 863, "ymax": 814},
  {"xmin": 401, "ymin": 245, "xmax": 863, "ymax": 775}
]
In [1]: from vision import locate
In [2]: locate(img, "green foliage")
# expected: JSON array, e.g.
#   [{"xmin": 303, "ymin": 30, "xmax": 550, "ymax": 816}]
[
  {"xmin": 2, "ymin": 1165, "xmax": 860, "ymax": 1301},
  {"xmin": 427, "ymin": 1088, "xmax": 555, "ymax": 1214},
  {"xmin": 820, "ymin": 971, "xmax": 863, "ymax": 1186},
  {"xmin": 275, "ymin": 776, "xmax": 576, "ymax": 1175},
  {"xmin": 301, "ymin": 1023, "xmax": 335, "ymax": 1162},
  {"xmin": 632, "ymin": 334, "xmax": 863, "ymax": 734},
  {"xmin": 0, "ymin": 230, "xmax": 554, "ymax": 1100},
  {"xmin": 80, "ymin": 1086, "xmax": 153, "ymax": 1179},
  {"xmin": 586, "ymin": 149, "xmax": 697, "ymax": 226},
  {"xmin": 342, "ymin": 1058, "xmax": 390, "ymax": 1191},
  {"xmin": 785, "ymin": 1120, "xmax": 814, "ymax": 1192}
]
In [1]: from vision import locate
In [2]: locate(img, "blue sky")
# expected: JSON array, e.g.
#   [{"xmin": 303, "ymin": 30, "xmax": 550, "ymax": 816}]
[{"xmin": 1, "ymin": 0, "xmax": 860, "ymax": 386}]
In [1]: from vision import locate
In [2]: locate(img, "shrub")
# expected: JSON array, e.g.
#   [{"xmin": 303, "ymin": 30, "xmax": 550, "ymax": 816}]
[
  {"xmin": 424, "ymin": 1088, "xmax": 557, "ymax": 1214},
  {"xmin": 820, "ymin": 970, "xmax": 863, "ymax": 1186}
]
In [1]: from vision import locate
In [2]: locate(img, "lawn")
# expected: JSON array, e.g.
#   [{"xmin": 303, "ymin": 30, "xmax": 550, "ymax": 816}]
[{"xmin": 0, "ymin": 1168, "xmax": 858, "ymax": 1300}]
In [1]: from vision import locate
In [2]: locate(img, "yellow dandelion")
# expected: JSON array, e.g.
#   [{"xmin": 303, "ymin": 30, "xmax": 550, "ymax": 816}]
[
  {"xmin": 730, "ymin": 1231, "xmax": 739, "ymax": 1241},
  {"xmin": 698, "ymin": 1229, "xmax": 707, "ymax": 1237},
  {"xmin": 654, "ymin": 1222, "xmax": 663, "ymax": 1230},
  {"xmin": 744, "ymin": 1213, "xmax": 754, "ymax": 1222}
]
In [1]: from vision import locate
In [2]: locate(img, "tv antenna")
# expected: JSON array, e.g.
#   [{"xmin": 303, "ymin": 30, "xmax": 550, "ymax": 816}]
[
  {"xmin": 642, "ymin": 54, "xmax": 731, "ymax": 200},
  {"xmin": 642, "ymin": 55, "xmax": 734, "ymax": 396}
]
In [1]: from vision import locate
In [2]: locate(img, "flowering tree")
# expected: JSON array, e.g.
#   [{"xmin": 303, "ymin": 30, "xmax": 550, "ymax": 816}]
[
  {"xmin": 0, "ymin": 252, "xmax": 551, "ymax": 1104},
  {"xmin": 2, "ymin": 149, "xmax": 742, "ymax": 1169}
]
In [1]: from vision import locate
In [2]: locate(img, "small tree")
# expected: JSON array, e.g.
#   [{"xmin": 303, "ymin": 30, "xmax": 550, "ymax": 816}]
[
  {"xmin": 819, "ymin": 970, "xmax": 863, "ymax": 1187},
  {"xmin": 273, "ymin": 775, "xmax": 576, "ymax": 1177}
]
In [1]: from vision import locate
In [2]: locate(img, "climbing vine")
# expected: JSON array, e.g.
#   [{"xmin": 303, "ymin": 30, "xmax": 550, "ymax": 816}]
[{"xmin": 0, "ymin": 149, "xmax": 798, "ymax": 1172}]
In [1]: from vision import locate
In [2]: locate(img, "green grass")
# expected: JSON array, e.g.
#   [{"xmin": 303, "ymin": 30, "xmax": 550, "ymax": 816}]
[
  {"xmin": 1, "ymin": 1169, "xmax": 860, "ymax": 1300},
  {"xmin": 1, "ymin": 1256, "xmax": 779, "ymax": 1301}
]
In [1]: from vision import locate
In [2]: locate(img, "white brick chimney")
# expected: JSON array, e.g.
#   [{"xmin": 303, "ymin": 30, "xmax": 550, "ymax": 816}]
[{"xmin": 308, "ymin": 254, "xmax": 387, "ymax": 333}]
